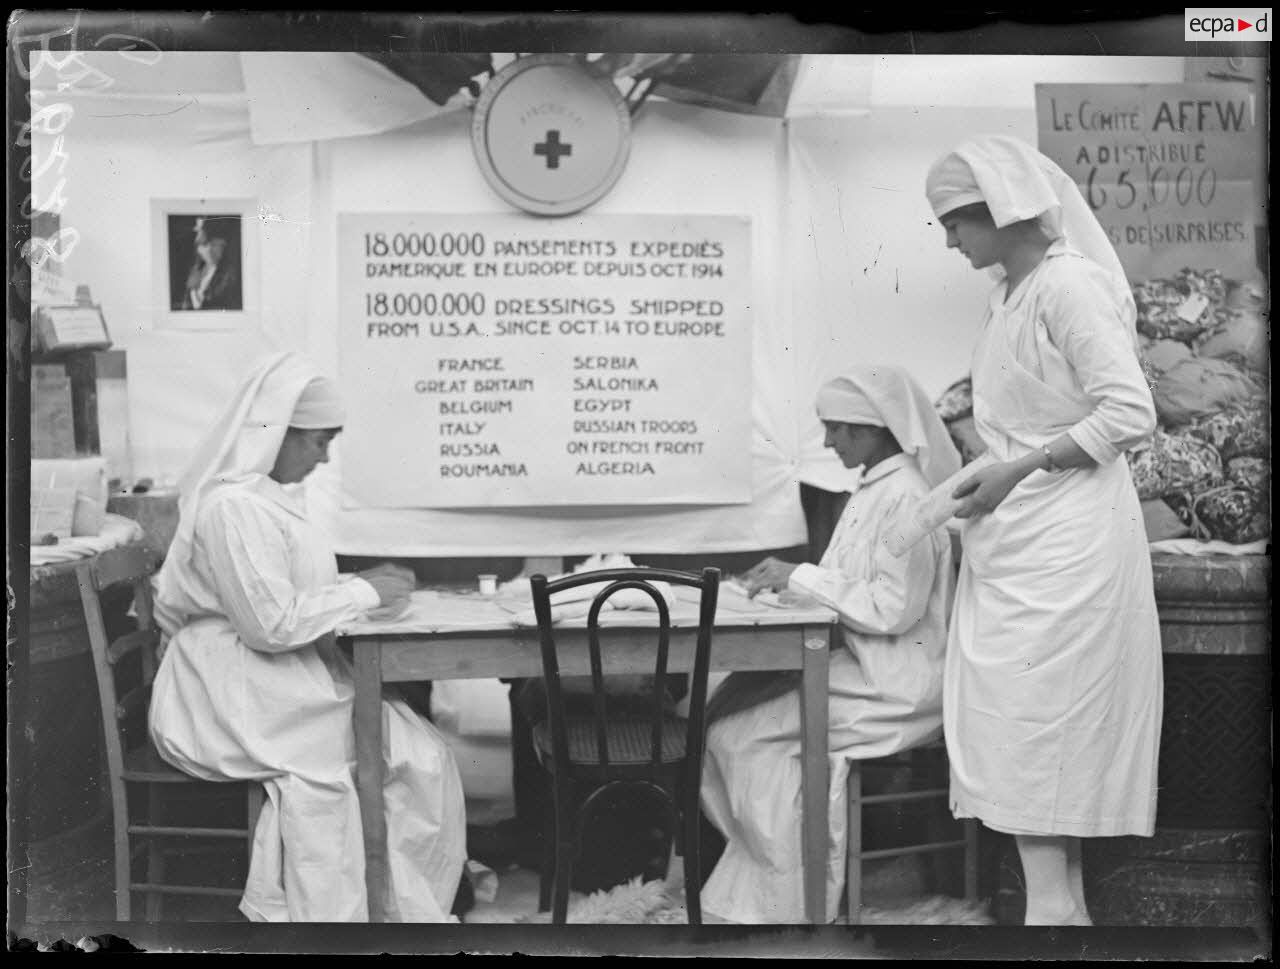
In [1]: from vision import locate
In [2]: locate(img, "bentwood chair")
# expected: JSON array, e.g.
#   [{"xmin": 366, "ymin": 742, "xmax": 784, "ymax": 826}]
[
  {"xmin": 529, "ymin": 567, "xmax": 720, "ymax": 925},
  {"xmin": 76, "ymin": 544, "xmax": 263, "ymax": 921},
  {"xmin": 845, "ymin": 738, "xmax": 981, "ymax": 923}
]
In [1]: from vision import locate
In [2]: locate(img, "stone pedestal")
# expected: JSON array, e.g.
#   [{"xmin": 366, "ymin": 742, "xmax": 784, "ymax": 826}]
[{"xmin": 1089, "ymin": 552, "xmax": 1270, "ymax": 927}]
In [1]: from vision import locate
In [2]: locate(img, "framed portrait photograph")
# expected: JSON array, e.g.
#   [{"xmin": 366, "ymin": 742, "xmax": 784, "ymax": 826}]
[{"xmin": 151, "ymin": 198, "xmax": 258, "ymax": 329}]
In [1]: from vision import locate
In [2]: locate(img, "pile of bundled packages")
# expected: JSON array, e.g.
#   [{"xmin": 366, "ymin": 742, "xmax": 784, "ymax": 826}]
[{"xmin": 933, "ymin": 269, "xmax": 1269, "ymax": 546}]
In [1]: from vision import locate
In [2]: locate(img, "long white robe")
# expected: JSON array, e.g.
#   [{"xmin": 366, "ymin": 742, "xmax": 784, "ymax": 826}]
[
  {"xmin": 947, "ymin": 243, "xmax": 1163, "ymax": 838},
  {"xmin": 700, "ymin": 453, "xmax": 952, "ymax": 923},
  {"xmin": 148, "ymin": 475, "xmax": 467, "ymax": 921}
]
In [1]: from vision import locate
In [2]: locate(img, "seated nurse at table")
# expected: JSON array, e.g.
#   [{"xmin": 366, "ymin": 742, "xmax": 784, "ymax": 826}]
[
  {"xmin": 699, "ymin": 365, "xmax": 960, "ymax": 923},
  {"xmin": 148, "ymin": 352, "xmax": 467, "ymax": 922}
]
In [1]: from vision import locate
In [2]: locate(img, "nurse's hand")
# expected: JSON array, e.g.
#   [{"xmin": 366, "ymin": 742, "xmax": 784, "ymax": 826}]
[
  {"xmin": 742, "ymin": 557, "xmax": 799, "ymax": 597},
  {"xmin": 952, "ymin": 460, "xmax": 1026, "ymax": 518},
  {"xmin": 361, "ymin": 562, "xmax": 416, "ymax": 585},
  {"xmin": 359, "ymin": 567, "xmax": 415, "ymax": 608},
  {"xmin": 365, "ymin": 598, "xmax": 412, "ymax": 622}
]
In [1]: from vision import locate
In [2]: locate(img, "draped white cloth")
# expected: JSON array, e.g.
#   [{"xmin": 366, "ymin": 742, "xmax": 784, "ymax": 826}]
[
  {"xmin": 700, "ymin": 452, "xmax": 953, "ymax": 923},
  {"xmin": 239, "ymin": 53, "xmax": 468, "ymax": 146},
  {"xmin": 148, "ymin": 351, "xmax": 467, "ymax": 921},
  {"xmin": 945, "ymin": 243, "xmax": 1162, "ymax": 837}
]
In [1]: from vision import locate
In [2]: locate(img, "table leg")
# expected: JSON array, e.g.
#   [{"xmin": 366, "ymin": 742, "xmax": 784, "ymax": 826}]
[
  {"xmin": 800, "ymin": 625, "xmax": 831, "ymax": 924},
  {"xmin": 354, "ymin": 639, "xmax": 388, "ymax": 922}
]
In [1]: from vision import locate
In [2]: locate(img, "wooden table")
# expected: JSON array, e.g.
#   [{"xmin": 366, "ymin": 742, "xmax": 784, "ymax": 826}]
[{"xmin": 339, "ymin": 588, "xmax": 838, "ymax": 923}]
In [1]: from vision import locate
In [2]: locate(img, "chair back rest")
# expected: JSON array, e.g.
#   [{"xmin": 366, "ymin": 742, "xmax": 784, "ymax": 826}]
[
  {"xmin": 75, "ymin": 544, "xmax": 161, "ymax": 785},
  {"xmin": 530, "ymin": 567, "xmax": 720, "ymax": 774}
]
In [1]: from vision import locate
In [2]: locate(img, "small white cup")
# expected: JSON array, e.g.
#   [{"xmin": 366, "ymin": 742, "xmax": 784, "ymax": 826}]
[{"xmin": 477, "ymin": 574, "xmax": 498, "ymax": 597}]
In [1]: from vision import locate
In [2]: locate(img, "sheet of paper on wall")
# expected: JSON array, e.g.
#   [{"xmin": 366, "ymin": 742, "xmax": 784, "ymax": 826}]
[
  {"xmin": 336, "ymin": 213, "xmax": 753, "ymax": 509},
  {"xmin": 1034, "ymin": 83, "xmax": 1264, "ymax": 282}
]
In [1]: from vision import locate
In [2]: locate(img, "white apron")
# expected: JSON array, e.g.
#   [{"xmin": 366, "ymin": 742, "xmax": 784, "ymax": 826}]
[
  {"xmin": 945, "ymin": 276, "xmax": 1163, "ymax": 838},
  {"xmin": 149, "ymin": 490, "xmax": 467, "ymax": 922}
]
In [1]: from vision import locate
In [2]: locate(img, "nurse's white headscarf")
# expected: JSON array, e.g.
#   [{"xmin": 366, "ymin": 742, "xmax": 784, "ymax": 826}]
[
  {"xmin": 925, "ymin": 135, "xmax": 1137, "ymax": 336},
  {"xmin": 815, "ymin": 365, "xmax": 960, "ymax": 488},
  {"xmin": 153, "ymin": 352, "xmax": 344, "ymax": 635}
]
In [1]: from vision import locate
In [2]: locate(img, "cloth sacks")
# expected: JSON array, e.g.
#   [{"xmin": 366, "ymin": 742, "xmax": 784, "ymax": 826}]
[
  {"xmin": 1133, "ymin": 268, "xmax": 1229, "ymax": 343},
  {"xmin": 1126, "ymin": 428, "xmax": 1224, "ymax": 501},
  {"xmin": 1171, "ymin": 486, "xmax": 1270, "ymax": 545},
  {"xmin": 1167, "ymin": 455, "xmax": 1270, "ymax": 545},
  {"xmin": 1185, "ymin": 398, "xmax": 1270, "ymax": 462},
  {"xmin": 945, "ymin": 416, "xmax": 989, "ymax": 465},
  {"xmin": 1140, "ymin": 499, "xmax": 1191, "ymax": 541},
  {"xmin": 1138, "ymin": 338, "xmax": 1194, "ymax": 379},
  {"xmin": 1225, "ymin": 456, "xmax": 1269, "ymax": 493},
  {"xmin": 1195, "ymin": 308, "xmax": 1269, "ymax": 376},
  {"xmin": 933, "ymin": 376, "xmax": 974, "ymax": 422},
  {"xmin": 947, "ymin": 247, "xmax": 1163, "ymax": 838},
  {"xmin": 1151, "ymin": 357, "xmax": 1262, "ymax": 428}
]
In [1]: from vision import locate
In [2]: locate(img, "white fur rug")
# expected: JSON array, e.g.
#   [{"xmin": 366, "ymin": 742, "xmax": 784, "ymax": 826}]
[{"xmin": 516, "ymin": 875, "xmax": 995, "ymax": 926}]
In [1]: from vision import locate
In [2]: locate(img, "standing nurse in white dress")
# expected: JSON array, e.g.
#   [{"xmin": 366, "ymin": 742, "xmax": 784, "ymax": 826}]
[
  {"xmin": 924, "ymin": 135, "xmax": 1163, "ymax": 925},
  {"xmin": 699, "ymin": 365, "xmax": 961, "ymax": 923},
  {"xmin": 148, "ymin": 352, "xmax": 467, "ymax": 922}
]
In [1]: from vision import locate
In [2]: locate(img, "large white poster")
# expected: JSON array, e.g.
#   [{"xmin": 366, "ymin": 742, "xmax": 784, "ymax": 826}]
[{"xmin": 338, "ymin": 213, "xmax": 752, "ymax": 508}]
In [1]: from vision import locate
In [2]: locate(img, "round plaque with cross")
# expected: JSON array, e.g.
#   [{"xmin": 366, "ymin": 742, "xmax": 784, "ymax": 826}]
[{"xmin": 471, "ymin": 54, "xmax": 632, "ymax": 217}]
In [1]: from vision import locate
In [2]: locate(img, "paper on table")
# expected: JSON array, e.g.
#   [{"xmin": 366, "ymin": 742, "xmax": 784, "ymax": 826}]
[
  {"xmin": 336, "ymin": 589, "xmax": 515, "ymax": 635},
  {"xmin": 508, "ymin": 584, "xmax": 677, "ymax": 627},
  {"xmin": 510, "ymin": 600, "xmax": 591, "ymax": 627},
  {"xmin": 29, "ymin": 513, "xmax": 145, "ymax": 566},
  {"xmin": 671, "ymin": 582, "xmax": 790, "ymax": 612},
  {"xmin": 500, "ymin": 553, "xmax": 677, "ymax": 625},
  {"xmin": 363, "ymin": 598, "xmax": 412, "ymax": 622}
]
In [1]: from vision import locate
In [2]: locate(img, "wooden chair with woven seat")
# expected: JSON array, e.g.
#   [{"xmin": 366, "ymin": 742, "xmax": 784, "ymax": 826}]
[
  {"xmin": 529, "ymin": 566, "xmax": 720, "ymax": 925},
  {"xmin": 845, "ymin": 737, "xmax": 980, "ymax": 923},
  {"xmin": 75, "ymin": 543, "xmax": 264, "ymax": 921}
]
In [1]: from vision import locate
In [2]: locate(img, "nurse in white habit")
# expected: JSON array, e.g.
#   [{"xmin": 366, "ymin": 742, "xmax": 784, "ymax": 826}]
[
  {"xmin": 148, "ymin": 352, "xmax": 467, "ymax": 922},
  {"xmin": 924, "ymin": 135, "xmax": 1163, "ymax": 925},
  {"xmin": 700, "ymin": 364, "xmax": 960, "ymax": 924}
]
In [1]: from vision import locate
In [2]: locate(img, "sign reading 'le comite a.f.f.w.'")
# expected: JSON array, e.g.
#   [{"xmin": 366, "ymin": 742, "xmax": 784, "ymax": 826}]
[
  {"xmin": 337, "ymin": 213, "xmax": 752, "ymax": 509},
  {"xmin": 1035, "ymin": 82, "xmax": 1264, "ymax": 281}
]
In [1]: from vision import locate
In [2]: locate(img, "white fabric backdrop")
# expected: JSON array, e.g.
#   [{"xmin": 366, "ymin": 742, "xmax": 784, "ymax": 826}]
[
  {"xmin": 240, "ymin": 52, "xmax": 468, "ymax": 145},
  {"xmin": 32, "ymin": 52, "xmax": 1189, "ymax": 554}
]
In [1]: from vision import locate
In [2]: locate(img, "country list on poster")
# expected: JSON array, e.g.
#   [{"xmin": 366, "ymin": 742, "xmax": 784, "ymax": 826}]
[{"xmin": 338, "ymin": 213, "xmax": 753, "ymax": 508}]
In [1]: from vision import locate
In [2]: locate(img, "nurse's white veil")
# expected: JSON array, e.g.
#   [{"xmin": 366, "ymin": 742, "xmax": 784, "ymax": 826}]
[
  {"xmin": 925, "ymin": 135, "xmax": 1138, "ymax": 340},
  {"xmin": 815, "ymin": 365, "xmax": 961, "ymax": 488},
  {"xmin": 153, "ymin": 352, "xmax": 338, "ymax": 635}
]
